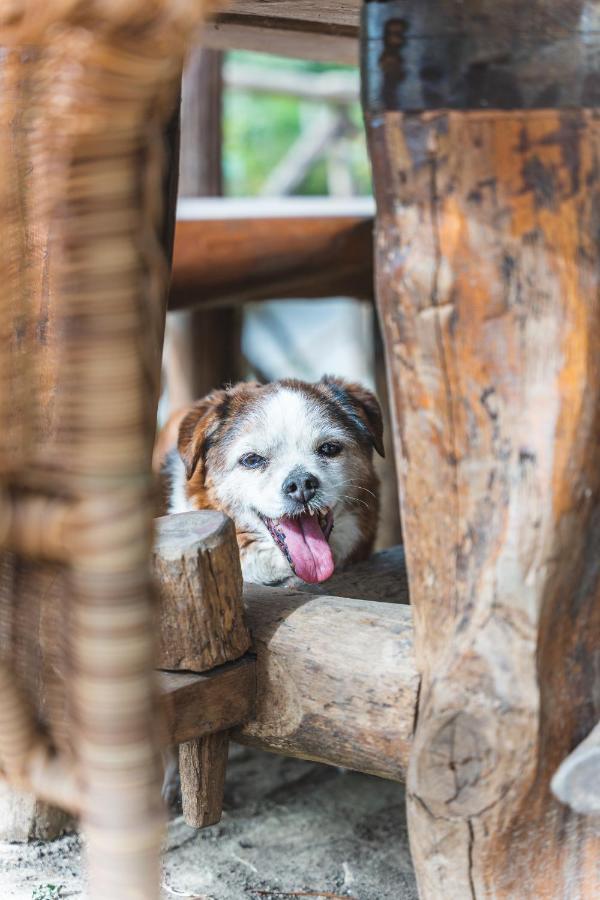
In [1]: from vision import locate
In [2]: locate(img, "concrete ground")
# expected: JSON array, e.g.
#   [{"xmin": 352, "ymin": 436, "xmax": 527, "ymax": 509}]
[{"xmin": 0, "ymin": 747, "xmax": 417, "ymax": 900}]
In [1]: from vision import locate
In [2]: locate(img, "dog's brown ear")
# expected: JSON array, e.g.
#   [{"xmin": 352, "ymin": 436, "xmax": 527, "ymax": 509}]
[
  {"xmin": 320, "ymin": 376, "xmax": 385, "ymax": 457},
  {"xmin": 177, "ymin": 389, "xmax": 228, "ymax": 480}
]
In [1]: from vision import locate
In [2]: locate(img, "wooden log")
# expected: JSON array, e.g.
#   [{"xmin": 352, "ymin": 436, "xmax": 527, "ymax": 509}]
[
  {"xmin": 179, "ymin": 732, "xmax": 229, "ymax": 828},
  {"xmin": 551, "ymin": 721, "xmax": 600, "ymax": 817},
  {"xmin": 154, "ymin": 511, "xmax": 251, "ymax": 828},
  {"xmin": 212, "ymin": 1, "xmax": 360, "ymax": 29},
  {"xmin": 153, "ymin": 511, "xmax": 250, "ymax": 672},
  {"xmin": 363, "ymin": 2, "xmax": 600, "ymax": 897},
  {"xmin": 170, "ymin": 197, "xmax": 375, "ymax": 310},
  {"xmin": 234, "ymin": 584, "xmax": 418, "ymax": 781},
  {"xmin": 204, "ymin": 2, "xmax": 360, "ymax": 65}
]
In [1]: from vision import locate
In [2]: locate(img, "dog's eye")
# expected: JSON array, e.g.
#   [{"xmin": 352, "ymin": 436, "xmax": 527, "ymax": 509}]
[
  {"xmin": 239, "ymin": 452, "xmax": 267, "ymax": 469},
  {"xmin": 318, "ymin": 442, "xmax": 342, "ymax": 458}
]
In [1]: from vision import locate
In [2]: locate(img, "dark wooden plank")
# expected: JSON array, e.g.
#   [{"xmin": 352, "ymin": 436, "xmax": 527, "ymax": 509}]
[
  {"xmin": 203, "ymin": 18, "xmax": 358, "ymax": 65},
  {"xmin": 168, "ymin": 49, "xmax": 242, "ymax": 407},
  {"xmin": 170, "ymin": 198, "xmax": 374, "ymax": 310},
  {"xmin": 159, "ymin": 656, "xmax": 257, "ymax": 745},
  {"xmin": 214, "ymin": 1, "xmax": 360, "ymax": 27},
  {"xmin": 203, "ymin": 2, "xmax": 360, "ymax": 64}
]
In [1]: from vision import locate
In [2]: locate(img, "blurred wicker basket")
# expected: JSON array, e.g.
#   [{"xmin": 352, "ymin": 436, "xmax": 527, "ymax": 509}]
[{"xmin": 0, "ymin": 3, "xmax": 214, "ymax": 897}]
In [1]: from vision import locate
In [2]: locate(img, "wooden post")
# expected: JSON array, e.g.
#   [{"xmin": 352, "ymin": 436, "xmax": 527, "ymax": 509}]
[
  {"xmin": 236, "ymin": 580, "xmax": 417, "ymax": 780},
  {"xmin": 153, "ymin": 512, "xmax": 251, "ymax": 828},
  {"xmin": 362, "ymin": 2, "xmax": 600, "ymax": 897},
  {"xmin": 165, "ymin": 48, "xmax": 241, "ymax": 411},
  {"xmin": 179, "ymin": 732, "xmax": 230, "ymax": 828}
]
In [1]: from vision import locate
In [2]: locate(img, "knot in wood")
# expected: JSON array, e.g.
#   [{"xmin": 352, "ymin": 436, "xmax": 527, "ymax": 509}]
[{"xmin": 412, "ymin": 710, "xmax": 501, "ymax": 818}]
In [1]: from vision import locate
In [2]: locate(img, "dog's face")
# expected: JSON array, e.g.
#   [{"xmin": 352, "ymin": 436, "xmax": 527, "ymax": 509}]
[{"xmin": 171, "ymin": 377, "xmax": 383, "ymax": 585}]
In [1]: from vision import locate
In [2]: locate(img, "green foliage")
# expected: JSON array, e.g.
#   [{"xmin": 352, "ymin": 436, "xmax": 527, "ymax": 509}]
[{"xmin": 223, "ymin": 52, "xmax": 371, "ymax": 197}]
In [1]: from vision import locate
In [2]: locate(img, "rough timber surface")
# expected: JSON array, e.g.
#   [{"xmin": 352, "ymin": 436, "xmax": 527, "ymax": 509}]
[
  {"xmin": 204, "ymin": 2, "xmax": 360, "ymax": 64},
  {"xmin": 154, "ymin": 511, "xmax": 250, "ymax": 671}
]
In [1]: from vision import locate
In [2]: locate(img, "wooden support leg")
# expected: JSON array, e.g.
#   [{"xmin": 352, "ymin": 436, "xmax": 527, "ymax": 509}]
[
  {"xmin": 154, "ymin": 513, "xmax": 251, "ymax": 828},
  {"xmin": 165, "ymin": 48, "xmax": 241, "ymax": 412},
  {"xmin": 363, "ymin": 3, "xmax": 600, "ymax": 897},
  {"xmin": 179, "ymin": 732, "xmax": 229, "ymax": 828}
]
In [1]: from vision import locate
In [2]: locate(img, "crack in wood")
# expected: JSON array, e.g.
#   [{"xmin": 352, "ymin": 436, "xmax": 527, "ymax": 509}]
[
  {"xmin": 427, "ymin": 136, "xmax": 460, "ymax": 618},
  {"xmin": 467, "ymin": 819, "xmax": 476, "ymax": 900}
]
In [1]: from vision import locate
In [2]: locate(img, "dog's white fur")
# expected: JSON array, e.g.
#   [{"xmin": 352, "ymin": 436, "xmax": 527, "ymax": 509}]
[{"xmin": 166, "ymin": 383, "xmax": 373, "ymax": 585}]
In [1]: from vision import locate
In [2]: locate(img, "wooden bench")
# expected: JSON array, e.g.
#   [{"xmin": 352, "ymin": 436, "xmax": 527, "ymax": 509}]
[{"xmin": 153, "ymin": 511, "xmax": 417, "ymax": 826}]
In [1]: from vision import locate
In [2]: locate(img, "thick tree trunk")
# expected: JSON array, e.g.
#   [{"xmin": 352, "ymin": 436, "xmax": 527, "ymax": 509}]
[{"xmin": 363, "ymin": 2, "xmax": 600, "ymax": 897}]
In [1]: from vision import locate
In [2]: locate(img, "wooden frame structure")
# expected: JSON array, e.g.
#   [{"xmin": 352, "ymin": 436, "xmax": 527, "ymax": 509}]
[{"xmin": 1, "ymin": 1, "xmax": 599, "ymax": 899}]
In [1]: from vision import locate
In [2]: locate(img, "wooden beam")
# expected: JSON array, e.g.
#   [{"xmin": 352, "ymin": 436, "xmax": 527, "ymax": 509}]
[
  {"xmin": 363, "ymin": 2, "xmax": 600, "ymax": 897},
  {"xmin": 170, "ymin": 198, "xmax": 375, "ymax": 310},
  {"xmin": 203, "ymin": 2, "xmax": 360, "ymax": 65},
  {"xmin": 234, "ymin": 584, "xmax": 417, "ymax": 781},
  {"xmin": 159, "ymin": 657, "xmax": 257, "ymax": 745}
]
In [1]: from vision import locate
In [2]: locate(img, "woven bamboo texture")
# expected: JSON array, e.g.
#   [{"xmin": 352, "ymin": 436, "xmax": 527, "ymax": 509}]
[{"xmin": 0, "ymin": 3, "xmax": 214, "ymax": 897}]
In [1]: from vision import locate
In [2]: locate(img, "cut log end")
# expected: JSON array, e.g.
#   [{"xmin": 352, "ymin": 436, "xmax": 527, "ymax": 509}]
[{"xmin": 153, "ymin": 511, "xmax": 250, "ymax": 672}]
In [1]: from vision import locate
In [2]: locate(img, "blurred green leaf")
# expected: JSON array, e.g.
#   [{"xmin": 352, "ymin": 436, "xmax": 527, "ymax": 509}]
[{"xmin": 223, "ymin": 52, "xmax": 371, "ymax": 198}]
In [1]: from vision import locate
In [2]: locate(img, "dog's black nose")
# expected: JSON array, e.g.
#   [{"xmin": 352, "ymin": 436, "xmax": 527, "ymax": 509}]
[{"xmin": 282, "ymin": 470, "xmax": 319, "ymax": 504}]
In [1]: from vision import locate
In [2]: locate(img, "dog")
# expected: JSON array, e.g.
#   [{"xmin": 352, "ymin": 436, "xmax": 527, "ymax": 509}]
[{"xmin": 157, "ymin": 377, "xmax": 384, "ymax": 586}]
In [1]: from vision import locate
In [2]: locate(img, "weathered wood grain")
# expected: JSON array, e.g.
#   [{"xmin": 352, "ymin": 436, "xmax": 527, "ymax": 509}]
[
  {"xmin": 155, "ymin": 510, "xmax": 251, "ymax": 829},
  {"xmin": 153, "ymin": 511, "xmax": 250, "ymax": 671},
  {"xmin": 179, "ymin": 731, "xmax": 229, "ymax": 828},
  {"xmin": 159, "ymin": 658, "xmax": 257, "ymax": 746},
  {"xmin": 170, "ymin": 200, "xmax": 374, "ymax": 310},
  {"xmin": 204, "ymin": 2, "xmax": 360, "ymax": 64},
  {"xmin": 234, "ymin": 585, "xmax": 417, "ymax": 781},
  {"xmin": 214, "ymin": 1, "xmax": 359, "ymax": 27},
  {"xmin": 365, "ymin": 16, "xmax": 600, "ymax": 897}
]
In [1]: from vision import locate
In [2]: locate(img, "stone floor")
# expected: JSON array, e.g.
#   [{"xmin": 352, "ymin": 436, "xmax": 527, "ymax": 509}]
[{"xmin": 0, "ymin": 747, "xmax": 417, "ymax": 900}]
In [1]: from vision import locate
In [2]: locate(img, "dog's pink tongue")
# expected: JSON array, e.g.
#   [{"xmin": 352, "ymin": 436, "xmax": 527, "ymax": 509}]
[{"xmin": 278, "ymin": 513, "xmax": 334, "ymax": 584}]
